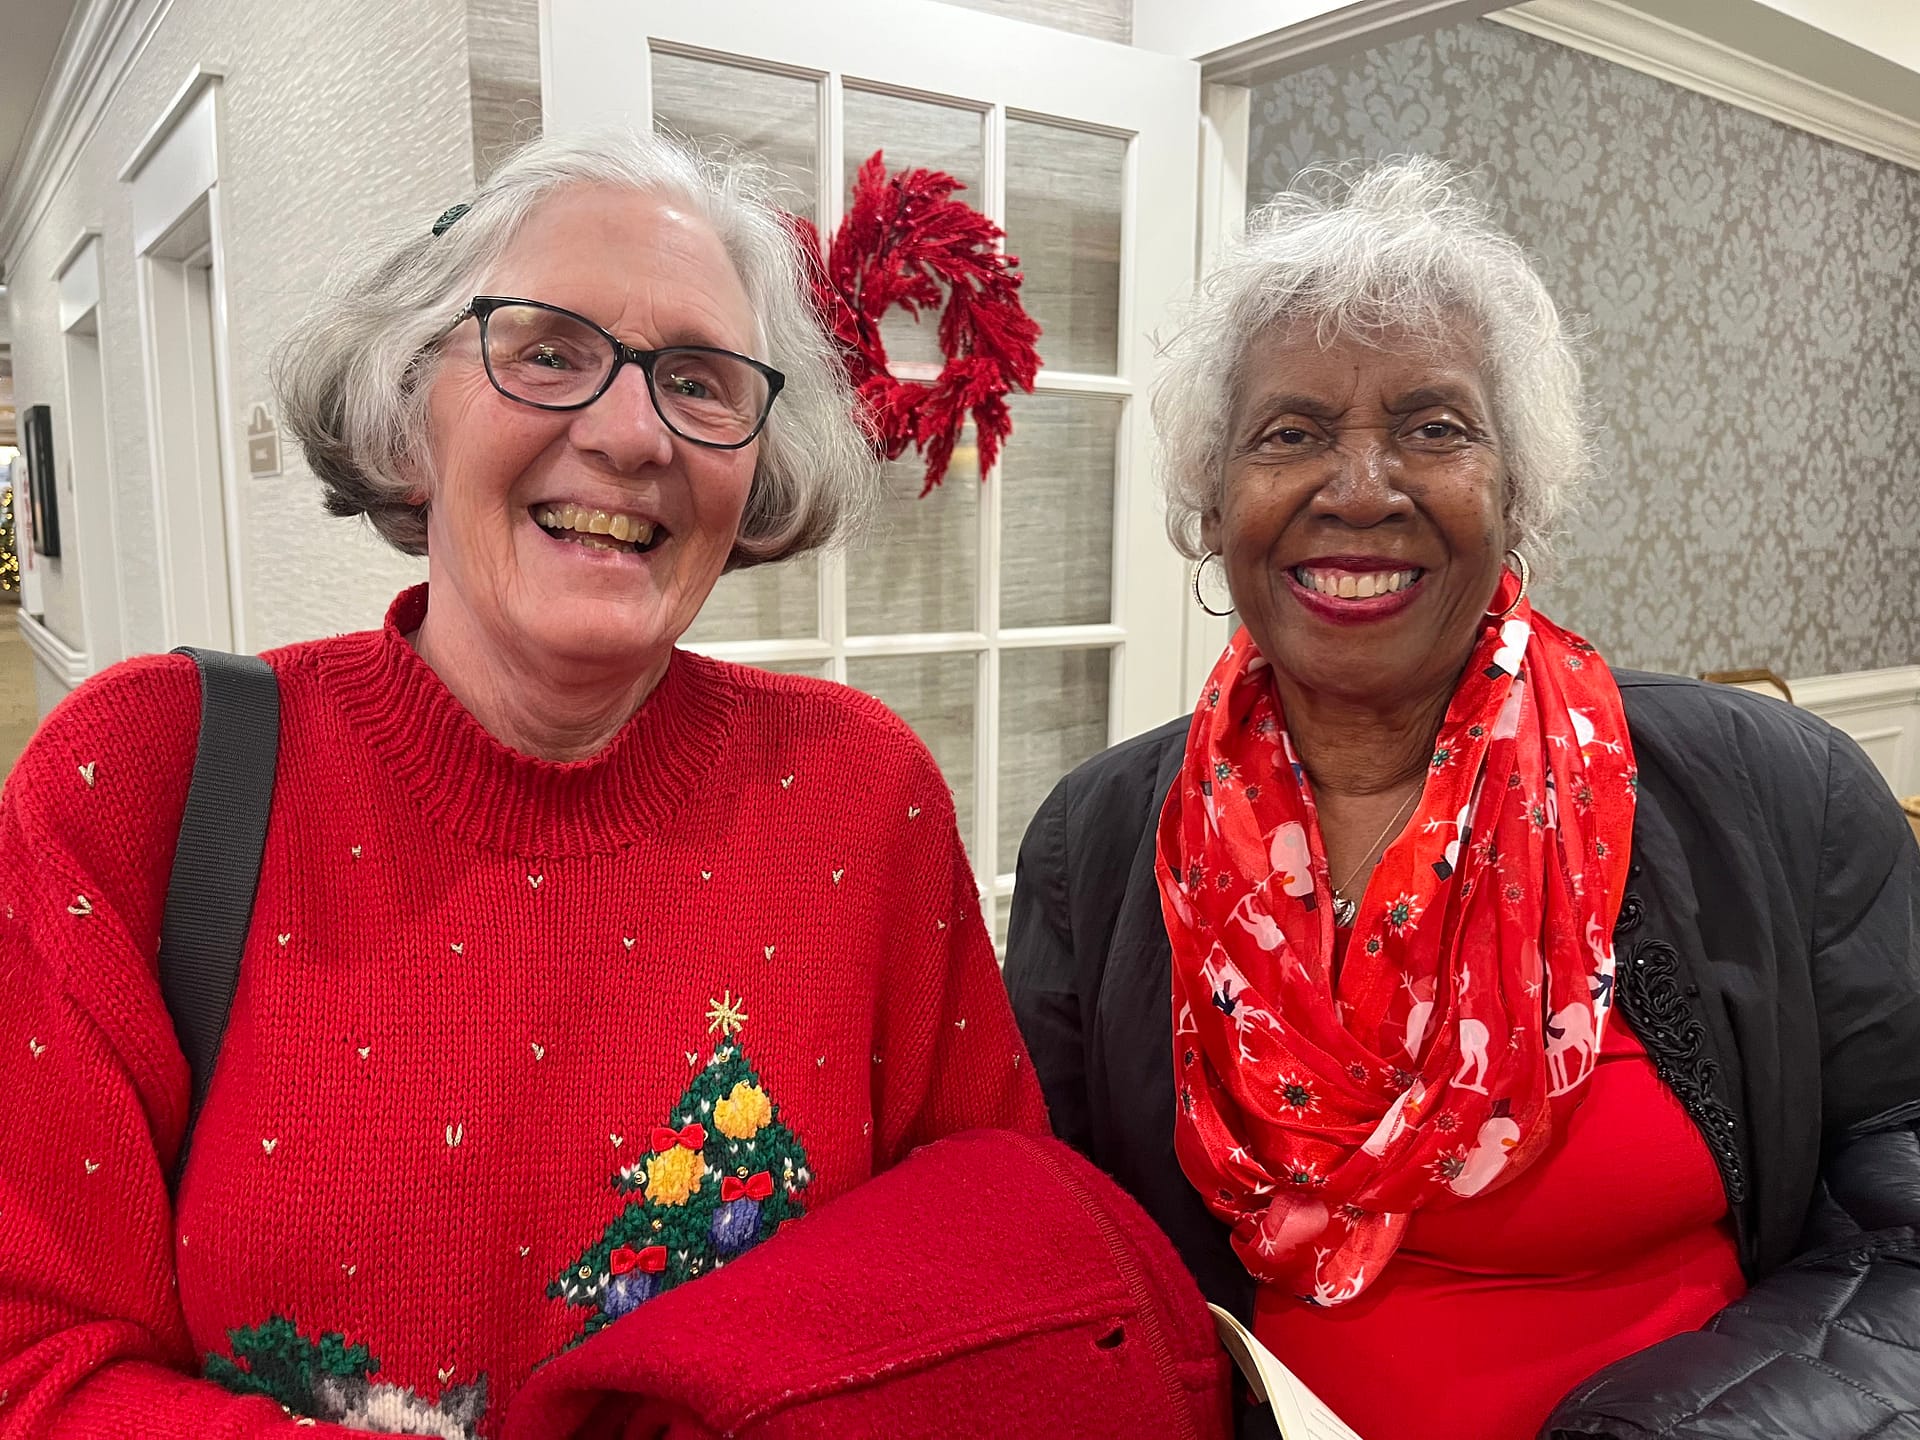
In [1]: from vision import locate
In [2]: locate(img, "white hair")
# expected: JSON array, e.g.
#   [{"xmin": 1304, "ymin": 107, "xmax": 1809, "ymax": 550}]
[
  {"xmin": 1154, "ymin": 157, "xmax": 1592, "ymax": 562},
  {"xmin": 276, "ymin": 127, "xmax": 879, "ymax": 565}
]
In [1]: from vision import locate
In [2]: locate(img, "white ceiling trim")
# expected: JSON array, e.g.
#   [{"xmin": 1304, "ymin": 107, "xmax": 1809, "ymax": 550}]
[
  {"xmin": 0, "ymin": 0, "xmax": 169, "ymax": 279},
  {"xmin": 1491, "ymin": 0, "xmax": 1920, "ymax": 172},
  {"xmin": 1195, "ymin": 0, "xmax": 1504, "ymax": 85}
]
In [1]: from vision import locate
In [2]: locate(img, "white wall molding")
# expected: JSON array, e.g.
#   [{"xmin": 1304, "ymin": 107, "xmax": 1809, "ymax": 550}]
[
  {"xmin": 17, "ymin": 608, "xmax": 90, "ymax": 689},
  {"xmin": 1492, "ymin": 0, "xmax": 1920, "ymax": 172},
  {"xmin": 49, "ymin": 224, "xmax": 103, "ymax": 283},
  {"xmin": 1188, "ymin": 0, "xmax": 1503, "ymax": 84},
  {"xmin": 124, "ymin": 71, "xmax": 220, "ymax": 250},
  {"xmin": 1785, "ymin": 664, "xmax": 1920, "ymax": 796},
  {"xmin": 117, "ymin": 63, "xmax": 226, "ymax": 184},
  {"xmin": 0, "ymin": 0, "xmax": 170, "ymax": 278},
  {"xmin": 55, "ymin": 232, "xmax": 102, "ymax": 327},
  {"xmin": 1790, "ymin": 664, "xmax": 1920, "ymax": 718}
]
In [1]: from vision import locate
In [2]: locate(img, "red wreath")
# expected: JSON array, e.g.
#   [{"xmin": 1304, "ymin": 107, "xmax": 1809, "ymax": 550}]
[{"xmin": 791, "ymin": 151, "xmax": 1042, "ymax": 495}]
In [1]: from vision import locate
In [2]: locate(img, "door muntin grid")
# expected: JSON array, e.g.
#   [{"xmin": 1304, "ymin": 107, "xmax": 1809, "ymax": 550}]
[{"xmin": 651, "ymin": 52, "xmax": 1139, "ymax": 940}]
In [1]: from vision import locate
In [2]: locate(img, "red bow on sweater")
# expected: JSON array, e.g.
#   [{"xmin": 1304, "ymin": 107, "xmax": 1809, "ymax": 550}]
[
  {"xmin": 652, "ymin": 1124, "xmax": 707, "ymax": 1153},
  {"xmin": 609, "ymin": 1244, "xmax": 668, "ymax": 1276},
  {"xmin": 722, "ymin": 1172, "xmax": 774, "ymax": 1203}
]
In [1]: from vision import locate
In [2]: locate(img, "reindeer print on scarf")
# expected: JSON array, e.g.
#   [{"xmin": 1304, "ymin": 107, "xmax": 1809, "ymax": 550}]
[{"xmin": 1157, "ymin": 581, "xmax": 1637, "ymax": 1306}]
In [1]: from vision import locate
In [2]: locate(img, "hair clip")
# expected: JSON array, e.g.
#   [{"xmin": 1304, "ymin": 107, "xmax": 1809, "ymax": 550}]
[{"xmin": 430, "ymin": 202, "xmax": 472, "ymax": 237}]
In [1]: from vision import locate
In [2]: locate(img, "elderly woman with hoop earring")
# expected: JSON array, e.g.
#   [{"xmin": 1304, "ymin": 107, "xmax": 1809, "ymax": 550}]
[{"xmin": 1003, "ymin": 158, "xmax": 1920, "ymax": 1440}]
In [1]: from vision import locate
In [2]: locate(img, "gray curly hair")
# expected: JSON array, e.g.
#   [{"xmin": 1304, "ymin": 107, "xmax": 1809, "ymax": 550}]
[
  {"xmin": 276, "ymin": 127, "xmax": 878, "ymax": 566},
  {"xmin": 1154, "ymin": 156, "xmax": 1592, "ymax": 563}
]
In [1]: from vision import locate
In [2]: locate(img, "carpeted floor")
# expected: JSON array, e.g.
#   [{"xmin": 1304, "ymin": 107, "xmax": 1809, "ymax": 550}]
[{"xmin": 0, "ymin": 601, "xmax": 42, "ymax": 781}]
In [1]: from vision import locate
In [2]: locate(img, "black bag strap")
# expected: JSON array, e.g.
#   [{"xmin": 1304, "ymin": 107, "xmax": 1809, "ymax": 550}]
[{"xmin": 160, "ymin": 647, "xmax": 280, "ymax": 1191}]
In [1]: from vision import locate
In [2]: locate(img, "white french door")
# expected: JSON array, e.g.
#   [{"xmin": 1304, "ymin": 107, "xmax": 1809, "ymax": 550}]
[{"xmin": 542, "ymin": 0, "xmax": 1199, "ymax": 938}]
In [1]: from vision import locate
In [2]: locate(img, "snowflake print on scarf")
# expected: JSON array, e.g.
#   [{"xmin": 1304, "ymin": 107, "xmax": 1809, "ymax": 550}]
[{"xmin": 1155, "ymin": 574, "xmax": 1636, "ymax": 1305}]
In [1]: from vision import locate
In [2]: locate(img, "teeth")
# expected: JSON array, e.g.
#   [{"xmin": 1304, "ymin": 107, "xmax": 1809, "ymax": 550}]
[
  {"xmin": 1295, "ymin": 567, "xmax": 1419, "ymax": 598},
  {"xmin": 535, "ymin": 505, "xmax": 656, "ymax": 548}
]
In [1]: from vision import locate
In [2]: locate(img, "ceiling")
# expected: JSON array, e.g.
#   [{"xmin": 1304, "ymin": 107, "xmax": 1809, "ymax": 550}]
[{"xmin": 0, "ymin": 0, "xmax": 83, "ymax": 211}]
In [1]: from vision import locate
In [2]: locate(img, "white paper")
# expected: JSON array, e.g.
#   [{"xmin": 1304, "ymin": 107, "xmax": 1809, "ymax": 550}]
[{"xmin": 1210, "ymin": 1303, "xmax": 1368, "ymax": 1440}]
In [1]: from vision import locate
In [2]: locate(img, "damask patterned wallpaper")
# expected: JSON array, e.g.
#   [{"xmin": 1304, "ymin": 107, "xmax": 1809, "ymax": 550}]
[{"xmin": 1249, "ymin": 19, "xmax": 1920, "ymax": 679}]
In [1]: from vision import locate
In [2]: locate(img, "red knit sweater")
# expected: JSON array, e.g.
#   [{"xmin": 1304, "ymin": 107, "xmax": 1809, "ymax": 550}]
[{"xmin": 0, "ymin": 586, "xmax": 1046, "ymax": 1439}]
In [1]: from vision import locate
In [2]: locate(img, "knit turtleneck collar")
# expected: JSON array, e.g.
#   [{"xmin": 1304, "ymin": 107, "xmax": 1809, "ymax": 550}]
[{"xmin": 317, "ymin": 585, "xmax": 740, "ymax": 856}]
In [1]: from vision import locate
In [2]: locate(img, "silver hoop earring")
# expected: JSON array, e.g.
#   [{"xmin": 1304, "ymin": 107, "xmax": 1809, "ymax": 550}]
[
  {"xmin": 1192, "ymin": 553, "xmax": 1234, "ymax": 617},
  {"xmin": 1489, "ymin": 549, "xmax": 1531, "ymax": 620}
]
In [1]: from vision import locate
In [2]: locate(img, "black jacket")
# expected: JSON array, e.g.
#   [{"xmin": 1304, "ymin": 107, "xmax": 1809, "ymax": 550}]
[{"xmin": 1005, "ymin": 671, "xmax": 1920, "ymax": 1439}]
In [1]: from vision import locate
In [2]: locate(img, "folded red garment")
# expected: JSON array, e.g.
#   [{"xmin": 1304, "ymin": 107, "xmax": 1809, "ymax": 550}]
[{"xmin": 503, "ymin": 1129, "xmax": 1231, "ymax": 1440}]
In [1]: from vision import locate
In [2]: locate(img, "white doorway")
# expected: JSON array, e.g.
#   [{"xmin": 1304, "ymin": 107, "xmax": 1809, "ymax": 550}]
[
  {"xmin": 56, "ymin": 235, "xmax": 124, "ymax": 668},
  {"xmin": 126, "ymin": 70, "xmax": 242, "ymax": 652},
  {"xmin": 543, "ymin": 0, "xmax": 1200, "ymax": 936},
  {"xmin": 139, "ymin": 201, "xmax": 235, "ymax": 650}
]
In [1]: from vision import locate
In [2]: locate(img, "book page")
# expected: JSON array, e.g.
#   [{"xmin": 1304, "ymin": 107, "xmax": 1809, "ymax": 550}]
[{"xmin": 1210, "ymin": 1304, "xmax": 1368, "ymax": 1440}]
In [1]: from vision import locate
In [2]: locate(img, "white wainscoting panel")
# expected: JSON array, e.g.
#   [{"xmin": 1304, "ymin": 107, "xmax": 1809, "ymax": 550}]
[
  {"xmin": 1783, "ymin": 665, "xmax": 1920, "ymax": 798},
  {"xmin": 18, "ymin": 608, "xmax": 91, "ymax": 693}
]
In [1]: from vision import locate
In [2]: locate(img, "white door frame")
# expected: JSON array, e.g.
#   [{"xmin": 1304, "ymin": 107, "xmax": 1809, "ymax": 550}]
[
  {"xmin": 123, "ymin": 65, "xmax": 245, "ymax": 652},
  {"xmin": 54, "ymin": 230, "xmax": 125, "ymax": 669},
  {"xmin": 1180, "ymin": 80, "xmax": 1254, "ymax": 700}
]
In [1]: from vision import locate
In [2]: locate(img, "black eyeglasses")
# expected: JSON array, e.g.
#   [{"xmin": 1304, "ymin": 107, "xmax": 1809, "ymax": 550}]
[{"xmin": 451, "ymin": 296, "xmax": 785, "ymax": 449}]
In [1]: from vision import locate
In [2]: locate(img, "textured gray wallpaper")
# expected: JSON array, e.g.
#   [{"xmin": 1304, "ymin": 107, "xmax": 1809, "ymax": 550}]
[
  {"xmin": 938, "ymin": 0, "xmax": 1129, "ymax": 43},
  {"xmin": 468, "ymin": 0, "xmax": 541, "ymax": 180},
  {"xmin": 1249, "ymin": 19, "xmax": 1920, "ymax": 679}
]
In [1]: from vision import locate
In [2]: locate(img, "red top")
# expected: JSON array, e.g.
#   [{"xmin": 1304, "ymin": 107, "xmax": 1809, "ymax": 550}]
[
  {"xmin": 1255, "ymin": 1016, "xmax": 1745, "ymax": 1440},
  {"xmin": 0, "ymin": 586, "xmax": 1046, "ymax": 1438}
]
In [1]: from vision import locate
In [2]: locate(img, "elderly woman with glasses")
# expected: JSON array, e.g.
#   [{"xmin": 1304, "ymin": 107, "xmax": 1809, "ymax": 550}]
[
  {"xmin": 1004, "ymin": 159, "xmax": 1920, "ymax": 1440},
  {"xmin": 0, "ymin": 129, "xmax": 1044, "ymax": 1437}
]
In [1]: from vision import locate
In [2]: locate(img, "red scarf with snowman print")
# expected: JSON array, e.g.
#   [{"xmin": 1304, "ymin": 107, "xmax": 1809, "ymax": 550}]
[{"xmin": 1156, "ymin": 585, "xmax": 1636, "ymax": 1305}]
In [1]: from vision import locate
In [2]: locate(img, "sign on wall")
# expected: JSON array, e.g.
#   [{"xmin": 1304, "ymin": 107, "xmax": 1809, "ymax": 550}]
[
  {"xmin": 20, "ymin": 404, "xmax": 60, "ymax": 559},
  {"xmin": 246, "ymin": 403, "xmax": 281, "ymax": 477}
]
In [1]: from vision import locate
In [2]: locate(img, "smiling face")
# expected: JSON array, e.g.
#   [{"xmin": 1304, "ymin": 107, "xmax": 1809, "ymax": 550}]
[
  {"xmin": 1205, "ymin": 318, "xmax": 1509, "ymax": 713},
  {"xmin": 419, "ymin": 184, "xmax": 761, "ymax": 678}
]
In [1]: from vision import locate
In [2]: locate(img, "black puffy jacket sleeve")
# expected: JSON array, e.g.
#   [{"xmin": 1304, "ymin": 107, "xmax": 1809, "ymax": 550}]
[{"xmin": 1544, "ymin": 728, "xmax": 1920, "ymax": 1439}]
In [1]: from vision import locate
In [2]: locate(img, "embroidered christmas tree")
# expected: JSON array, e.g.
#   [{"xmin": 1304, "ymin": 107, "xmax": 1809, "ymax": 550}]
[
  {"xmin": 205, "ymin": 1315, "xmax": 376, "ymax": 1413},
  {"xmin": 204, "ymin": 1315, "xmax": 487, "ymax": 1435},
  {"xmin": 551, "ymin": 994, "xmax": 811, "ymax": 1335}
]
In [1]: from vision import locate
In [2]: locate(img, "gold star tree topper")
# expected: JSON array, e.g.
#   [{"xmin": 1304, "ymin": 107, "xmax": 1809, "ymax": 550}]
[{"xmin": 705, "ymin": 990, "xmax": 748, "ymax": 1037}]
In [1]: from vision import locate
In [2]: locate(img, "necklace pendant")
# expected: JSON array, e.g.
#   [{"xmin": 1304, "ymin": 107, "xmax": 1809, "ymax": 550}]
[{"xmin": 1333, "ymin": 894, "xmax": 1357, "ymax": 929}]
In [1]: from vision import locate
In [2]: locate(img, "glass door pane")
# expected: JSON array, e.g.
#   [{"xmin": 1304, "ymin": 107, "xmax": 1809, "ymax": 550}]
[
  {"xmin": 847, "ymin": 652, "xmax": 979, "ymax": 840},
  {"xmin": 652, "ymin": 52, "xmax": 821, "ymax": 220},
  {"xmin": 1004, "ymin": 118, "xmax": 1126, "ymax": 376},
  {"xmin": 841, "ymin": 90, "xmax": 986, "ymax": 368},
  {"xmin": 999, "ymin": 394, "xmax": 1121, "ymax": 628},
  {"xmin": 652, "ymin": 48, "xmax": 824, "ymax": 644},
  {"xmin": 998, "ymin": 646, "xmax": 1111, "ymax": 863},
  {"xmin": 846, "ymin": 446, "xmax": 979, "ymax": 636}
]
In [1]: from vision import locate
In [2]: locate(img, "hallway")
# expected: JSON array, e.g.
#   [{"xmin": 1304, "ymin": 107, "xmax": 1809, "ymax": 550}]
[{"xmin": 0, "ymin": 603, "xmax": 37, "ymax": 779}]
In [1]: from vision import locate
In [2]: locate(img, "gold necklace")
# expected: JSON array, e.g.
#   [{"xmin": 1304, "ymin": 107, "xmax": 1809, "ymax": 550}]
[{"xmin": 1331, "ymin": 784, "xmax": 1423, "ymax": 929}]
